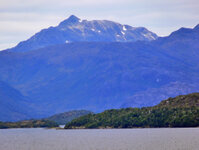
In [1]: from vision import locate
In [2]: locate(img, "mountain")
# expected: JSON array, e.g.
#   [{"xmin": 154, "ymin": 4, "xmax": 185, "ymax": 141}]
[
  {"xmin": 121, "ymin": 24, "xmax": 199, "ymax": 107},
  {"xmin": 46, "ymin": 110, "xmax": 92, "ymax": 125},
  {"xmin": 0, "ymin": 24, "xmax": 199, "ymax": 121},
  {"xmin": 161, "ymin": 24, "xmax": 199, "ymax": 42},
  {"xmin": 64, "ymin": 93, "xmax": 199, "ymax": 129},
  {"xmin": 6, "ymin": 15, "xmax": 158, "ymax": 52}
]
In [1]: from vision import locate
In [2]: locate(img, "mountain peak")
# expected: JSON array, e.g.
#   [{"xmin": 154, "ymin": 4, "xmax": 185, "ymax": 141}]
[
  {"xmin": 58, "ymin": 15, "xmax": 81, "ymax": 27},
  {"xmin": 67, "ymin": 15, "xmax": 80, "ymax": 22},
  {"xmin": 194, "ymin": 24, "xmax": 199, "ymax": 30}
]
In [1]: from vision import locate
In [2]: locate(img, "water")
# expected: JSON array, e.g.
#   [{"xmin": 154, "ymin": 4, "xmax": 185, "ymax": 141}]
[{"xmin": 0, "ymin": 128, "xmax": 199, "ymax": 150}]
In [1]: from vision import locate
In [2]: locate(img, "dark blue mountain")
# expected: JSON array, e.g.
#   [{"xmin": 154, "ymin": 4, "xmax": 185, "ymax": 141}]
[
  {"xmin": 6, "ymin": 15, "xmax": 158, "ymax": 52},
  {"xmin": 0, "ymin": 81, "xmax": 37, "ymax": 121},
  {"xmin": 0, "ymin": 24, "xmax": 199, "ymax": 121}
]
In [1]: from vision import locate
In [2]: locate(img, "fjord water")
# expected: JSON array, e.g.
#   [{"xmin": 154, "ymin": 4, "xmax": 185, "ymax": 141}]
[{"xmin": 0, "ymin": 128, "xmax": 199, "ymax": 150}]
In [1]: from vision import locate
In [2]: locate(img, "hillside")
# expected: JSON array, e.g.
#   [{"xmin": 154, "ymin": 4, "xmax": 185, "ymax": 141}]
[
  {"xmin": 46, "ymin": 110, "xmax": 92, "ymax": 125},
  {"xmin": 0, "ymin": 81, "xmax": 38, "ymax": 121},
  {"xmin": 157, "ymin": 93, "xmax": 199, "ymax": 108},
  {"xmin": 65, "ymin": 93, "xmax": 199, "ymax": 129}
]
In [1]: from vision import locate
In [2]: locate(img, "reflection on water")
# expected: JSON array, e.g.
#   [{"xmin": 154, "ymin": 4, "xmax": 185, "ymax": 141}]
[{"xmin": 0, "ymin": 128, "xmax": 199, "ymax": 150}]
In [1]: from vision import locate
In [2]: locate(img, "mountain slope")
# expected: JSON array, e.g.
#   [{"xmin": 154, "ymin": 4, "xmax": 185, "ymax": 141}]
[
  {"xmin": 121, "ymin": 24, "xmax": 199, "ymax": 107},
  {"xmin": 0, "ymin": 81, "xmax": 36, "ymax": 121},
  {"xmin": 121, "ymin": 82, "xmax": 199, "ymax": 108},
  {"xmin": 6, "ymin": 15, "xmax": 158, "ymax": 52}
]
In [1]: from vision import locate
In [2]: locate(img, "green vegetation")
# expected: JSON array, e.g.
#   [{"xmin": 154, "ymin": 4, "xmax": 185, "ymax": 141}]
[
  {"xmin": 46, "ymin": 110, "xmax": 92, "ymax": 125},
  {"xmin": 65, "ymin": 93, "xmax": 199, "ymax": 129},
  {"xmin": 156, "ymin": 94, "xmax": 199, "ymax": 108},
  {"xmin": 0, "ymin": 119, "xmax": 58, "ymax": 129}
]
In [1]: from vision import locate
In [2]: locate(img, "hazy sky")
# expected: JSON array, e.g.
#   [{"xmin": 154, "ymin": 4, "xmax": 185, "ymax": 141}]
[{"xmin": 0, "ymin": 0, "xmax": 199, "ymax": 50}]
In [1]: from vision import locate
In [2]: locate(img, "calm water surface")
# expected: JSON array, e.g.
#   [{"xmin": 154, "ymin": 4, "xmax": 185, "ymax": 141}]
[{"xmin": 0, "ymin": 128, "xmax": 199, "ymax": 150}]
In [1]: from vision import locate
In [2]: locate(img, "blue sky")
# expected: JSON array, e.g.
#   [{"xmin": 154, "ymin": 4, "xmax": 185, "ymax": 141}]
[{"xmin": 0, "ymin": 0, "xmax": 199, "ymax": 50}]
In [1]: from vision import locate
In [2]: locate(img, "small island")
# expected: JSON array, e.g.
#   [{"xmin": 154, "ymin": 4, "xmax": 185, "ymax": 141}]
[{"xmin": 65, "ymin": 93, "xmax": 199, "ymax": 129}]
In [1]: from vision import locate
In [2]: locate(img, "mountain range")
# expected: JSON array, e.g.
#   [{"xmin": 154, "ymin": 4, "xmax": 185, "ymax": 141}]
[
  {"xmin": 0, "ymin": 15, "xmax": 199, "ymax": 121},
  {"xmin": 6, "ymin": 15, "xmax": 158, "ymax": 52}
]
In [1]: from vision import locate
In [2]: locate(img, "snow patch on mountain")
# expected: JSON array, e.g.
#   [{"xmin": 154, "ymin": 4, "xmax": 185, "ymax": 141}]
[
  {"xmin": 121, "ymin": 31, "xmax": 125, "ymax": 35},
  {"xmin": 123, "ymin": 25, "xmax": 127, "ymax": 31}
]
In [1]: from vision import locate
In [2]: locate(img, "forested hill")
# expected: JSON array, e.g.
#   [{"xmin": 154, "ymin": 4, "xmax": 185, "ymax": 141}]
[
  {"xmin": 46, "ymin": 110, "xmax": 92, "ymax": 125},
  {"xmin": 65, "ymin": 93, "xmax": 199, "ymax": 129},
  {"xmin": 156, "ymin": 93, "xmax": 199, "ymax": 108}
]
